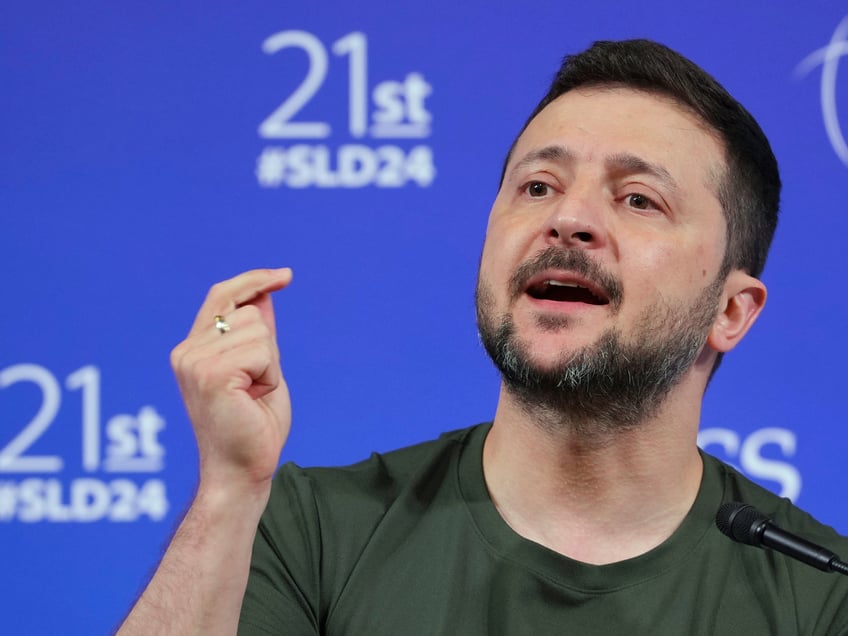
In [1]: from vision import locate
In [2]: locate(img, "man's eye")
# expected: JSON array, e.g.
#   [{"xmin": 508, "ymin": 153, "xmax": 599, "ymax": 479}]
[
  {"xmin": 627, "ymin": 193, "xmax": 655, "ymax": 210},
  {"xmin": 525, "ymin": 182, "xmax": 549, "ymax": 197}
]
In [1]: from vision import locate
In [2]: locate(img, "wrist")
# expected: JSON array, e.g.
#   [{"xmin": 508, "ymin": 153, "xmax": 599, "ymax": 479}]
[{"xmin": 193, "ymin": 475, "xmax": 273, "ymax": 525}]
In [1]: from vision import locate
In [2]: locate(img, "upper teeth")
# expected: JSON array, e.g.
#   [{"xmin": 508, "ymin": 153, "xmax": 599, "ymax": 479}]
[{"xmin": 546, "ymin": 280, "xmax": 580, "ymax": 288}]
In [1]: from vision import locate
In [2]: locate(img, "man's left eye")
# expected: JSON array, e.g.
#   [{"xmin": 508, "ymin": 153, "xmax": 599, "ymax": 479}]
[{"xmin": 627, "ymin": 193, "xmax": 654, "ymax": 210}]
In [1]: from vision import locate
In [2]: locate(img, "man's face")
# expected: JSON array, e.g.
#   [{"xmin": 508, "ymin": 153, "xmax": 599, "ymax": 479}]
[{"xmin": 476, "ymin": 87, "xmax": 730, "ymax": 425}]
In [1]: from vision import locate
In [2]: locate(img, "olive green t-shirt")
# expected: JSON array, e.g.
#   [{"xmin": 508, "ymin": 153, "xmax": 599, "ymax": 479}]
[{"xmin": 240, "ymin": 424, "xmax": 848, "ymax": 634}]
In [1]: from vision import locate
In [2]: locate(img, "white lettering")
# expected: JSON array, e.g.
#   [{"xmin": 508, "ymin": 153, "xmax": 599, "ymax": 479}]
[
  {"xmin": 106, "ymin": 414, "xmax": 138, "ymax": 459},
  {"xmin": 137, "ymin": 407, "xmax": 165, "ymax": 459},
  {"xmin": 372, "ymin": 81, "xmax": 406, "ymax": 124},
  {"xmin": 259, "ymin": 30, "xmax": 331, "ymax": 139},
  {"xmin": 699, "ymin": 427, "xmax": 802, "ymax": 501},
  {"xmin": 0, "ymin": 478, "xmax": 169, "ymax": 523},
  {"xmin": 17, "ymin": 478, "xmax": 46, "ymax": 522},
  {"xmin": 403, "ymin": 73, "xmax": 432, "ymax": 125},
  {"xmin": 740, "ymin": 428, "xmax": 802, "ymax": 501},
  {"xmin": 697, "ymin": 427, "xmax": 742, "ymax": 472},
  {"xmin": 71, "ymin": 478, "xmax": 111, "ymax": 522},
  {"xmin": 0, "ymin": 482, "xmax": 16, "ymax": 520},
  {"xmin": 338, "ymin": 144, "xmax": 378, "ymax": 187},
  {"xmin": 0, "ymin": 364, "xmax": 63, "ymax": 473},
  {"xmin": 796, "ymin": 16, "xmax": 848, "ymax": 166},
  {"xmin": 256, "ymin": 144, "xmax": 436, "ymax": 189}
]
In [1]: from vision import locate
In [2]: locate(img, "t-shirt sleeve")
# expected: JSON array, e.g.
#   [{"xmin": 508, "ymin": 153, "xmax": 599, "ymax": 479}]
[{"xmin": 238, "ymin": 463, "xmax": 323, "ymax": 635}]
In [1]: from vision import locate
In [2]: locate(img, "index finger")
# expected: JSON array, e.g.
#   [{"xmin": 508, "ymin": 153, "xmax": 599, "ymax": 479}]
[{"xmin": 189, "ymin": 267, "xmax": 293, "ymax": 336}]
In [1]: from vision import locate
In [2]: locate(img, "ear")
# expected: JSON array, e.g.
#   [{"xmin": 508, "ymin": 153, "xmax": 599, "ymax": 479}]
[{"xmin": 707, "ymin": 271, "xmax": 767, "ymax": 353}]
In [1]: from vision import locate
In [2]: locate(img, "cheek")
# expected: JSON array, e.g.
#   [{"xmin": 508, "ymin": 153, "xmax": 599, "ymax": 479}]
[
  {"xmin": 480, "ymin": 218, "xmax": 518, "ymax": 269},
  {"xmin": 483, "ymin": 211, "xmax": 535, "ymax": 257},
  {"xmin": 478, "ymin": 225, "xmax": 524, "ymax": 304},
  {"xmin": 643, "ymin": 231, "xmax": 721, "ymax": 277},
  {"xmin": 687, "ymin": 241, "xmax": 725, "ymax": 285},
  {"xmin": 478, "ymin": 240, "xmax": 506, "ymax": 289}
]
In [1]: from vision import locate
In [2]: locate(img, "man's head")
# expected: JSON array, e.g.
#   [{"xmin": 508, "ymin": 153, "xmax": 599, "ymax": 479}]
[
  {"xmin": 502, "ymin": 39, "xmax": 781, "ymax": 279},
  {"xmin": 476, "ymin": 40, "xmax": 777, "ymax": 428}
]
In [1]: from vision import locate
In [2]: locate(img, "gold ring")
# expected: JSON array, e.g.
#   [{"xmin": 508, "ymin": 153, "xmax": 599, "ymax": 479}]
[{"xmin": 214, "ymin": 315, "xmax": 230, "ymax": 334}]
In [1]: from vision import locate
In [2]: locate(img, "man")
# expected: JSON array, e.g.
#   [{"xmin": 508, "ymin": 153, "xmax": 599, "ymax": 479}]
[{"xmin": 119, "ymin": 40, "xmax": 848, "ymax": 634}]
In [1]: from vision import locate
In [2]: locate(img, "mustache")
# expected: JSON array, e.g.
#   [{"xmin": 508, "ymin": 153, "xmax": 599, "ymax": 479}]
[{"xmin": 508, "ymin": 247, "xmax": 623, "ymax": 309}]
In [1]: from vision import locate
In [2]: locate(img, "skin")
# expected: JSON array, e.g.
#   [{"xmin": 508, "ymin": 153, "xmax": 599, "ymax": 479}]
[
  {"xmin": 480, "ymin": 87, "xmax": 767, "ymax": 564},
  {"xmin": 118, "ymin": 87, "xmax": 768, "ymax": 632},
  {"xmin": 118, "ymin": 267, "xmax": 293, "ymax": 635}
]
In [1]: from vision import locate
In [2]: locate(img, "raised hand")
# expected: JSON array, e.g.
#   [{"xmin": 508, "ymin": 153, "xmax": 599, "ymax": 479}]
[{"xmin": 170, "ymin": 268, "xmax": 294, "ymax": 495}]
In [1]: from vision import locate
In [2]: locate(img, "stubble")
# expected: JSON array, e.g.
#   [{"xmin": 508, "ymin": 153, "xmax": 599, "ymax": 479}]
[{"xmin": 476, "ymin": 248, "xmax": 724, "ymax": 435}]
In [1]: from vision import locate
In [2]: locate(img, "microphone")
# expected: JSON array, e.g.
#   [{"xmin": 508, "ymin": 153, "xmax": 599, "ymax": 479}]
[{"xmin": 715, "ymin": 502, "xmax": 848, "ymax": 575}]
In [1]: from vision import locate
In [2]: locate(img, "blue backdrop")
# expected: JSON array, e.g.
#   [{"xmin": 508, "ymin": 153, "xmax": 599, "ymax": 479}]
[{"xmin": 3, "ymin": 2, "xmax": 848, "ymax": 632}]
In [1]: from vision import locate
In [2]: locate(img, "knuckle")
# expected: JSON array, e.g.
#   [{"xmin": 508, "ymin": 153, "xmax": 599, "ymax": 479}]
[
  {"xmin": 266, "ymin": 340, "xmax": 280, "ymax": 361},
  {"xmin": 207, "ymin": 280, "xmax": 228, "ymax": 303},
  {"xmin": 174, "ymin": 344, "xmax": 213, "ymax": 384},
  {"xmin": 170, "ymin": 341, "xmax": 187, "ymax": 368}
]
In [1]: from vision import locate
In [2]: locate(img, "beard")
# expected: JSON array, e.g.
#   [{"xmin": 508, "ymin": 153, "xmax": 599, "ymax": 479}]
[{"xmin": 476, "ymin": 247, "xmax": 725, "ymax": 434}]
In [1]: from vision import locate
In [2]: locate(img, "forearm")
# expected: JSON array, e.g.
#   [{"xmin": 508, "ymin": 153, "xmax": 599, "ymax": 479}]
[
  {"xmin": 117, "ymin": 486, "xmax": 270, "ymax": 636},
  {"xmin": 119, "ymin": 268, "xmax": 293, "ymax": 634}
]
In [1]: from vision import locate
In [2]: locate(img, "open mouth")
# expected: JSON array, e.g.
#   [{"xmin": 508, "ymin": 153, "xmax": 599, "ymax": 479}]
[{"xmin": 526, "ymin": 279, "xmax": 609, "ymax": 305}]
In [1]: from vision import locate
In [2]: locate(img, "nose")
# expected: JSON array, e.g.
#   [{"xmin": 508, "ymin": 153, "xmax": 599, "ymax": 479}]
[{"xmin": 543, "ymin": 192, "xmax": 608, "ymax": 249}]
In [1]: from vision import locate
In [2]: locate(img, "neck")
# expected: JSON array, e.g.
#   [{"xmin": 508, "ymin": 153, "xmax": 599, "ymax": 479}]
[{"xmin": 483, "ymin": 380, "xmax": 705, "ymax": 565}]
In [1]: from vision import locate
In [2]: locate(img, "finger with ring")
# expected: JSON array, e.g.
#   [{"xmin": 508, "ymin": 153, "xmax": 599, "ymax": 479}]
[{"xmin": 214, "ymin": 315, "xmax": 231, "ymax": 334}]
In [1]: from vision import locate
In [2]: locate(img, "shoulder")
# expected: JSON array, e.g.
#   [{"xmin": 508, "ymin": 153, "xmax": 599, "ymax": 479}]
[
  {"xmin": 697, "ymin": 452, "xmax": 848, "ymax": 632},
  {"xmin": 277, "ymin": 423, "xmax": 484, "ymax": 500},
  {"xmin": 705, "ymin": 452, "xmax": 848, "ymax": 550},
  {"xmin": 263, "ymin": 423, "xmax": 487, "ymax": 540},
  {"xmin": 249, "ymin": 423, "xmax": 488, "ymax": 619}
]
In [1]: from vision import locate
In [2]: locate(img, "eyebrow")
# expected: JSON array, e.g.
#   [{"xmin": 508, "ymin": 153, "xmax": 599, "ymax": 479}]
[
  {"xmin": 507, "ymin": 145, "xmax": 573, "ymax": 181},
  {"xmin": 507, "ymin": 145, "xmax": 680, "ymax": 194},
  {"xmin": 605, "ymin": 152, "xmax": 680, "ymax": 195}
]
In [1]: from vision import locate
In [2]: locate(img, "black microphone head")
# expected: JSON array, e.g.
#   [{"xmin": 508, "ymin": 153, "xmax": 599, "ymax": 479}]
[{"xmin": 716, "ymin": 502, "xmax": 770, "ymax": 547}]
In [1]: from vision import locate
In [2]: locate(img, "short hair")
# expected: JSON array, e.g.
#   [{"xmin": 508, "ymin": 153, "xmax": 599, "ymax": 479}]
[{"xmin": 500, "ymin": 39, "xmax": 781, "ymax": 279}]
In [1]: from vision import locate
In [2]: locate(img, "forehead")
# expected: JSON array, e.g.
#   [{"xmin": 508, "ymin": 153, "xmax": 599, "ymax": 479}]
[{"xmin": 508, "ymin": 87, "xmax": 726, "ymax": 190}]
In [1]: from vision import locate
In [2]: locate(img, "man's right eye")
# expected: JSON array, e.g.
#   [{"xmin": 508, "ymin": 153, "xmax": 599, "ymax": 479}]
[{"xmin": 525, "ymin": 181, "xmax": 549, "ymax": 197}]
